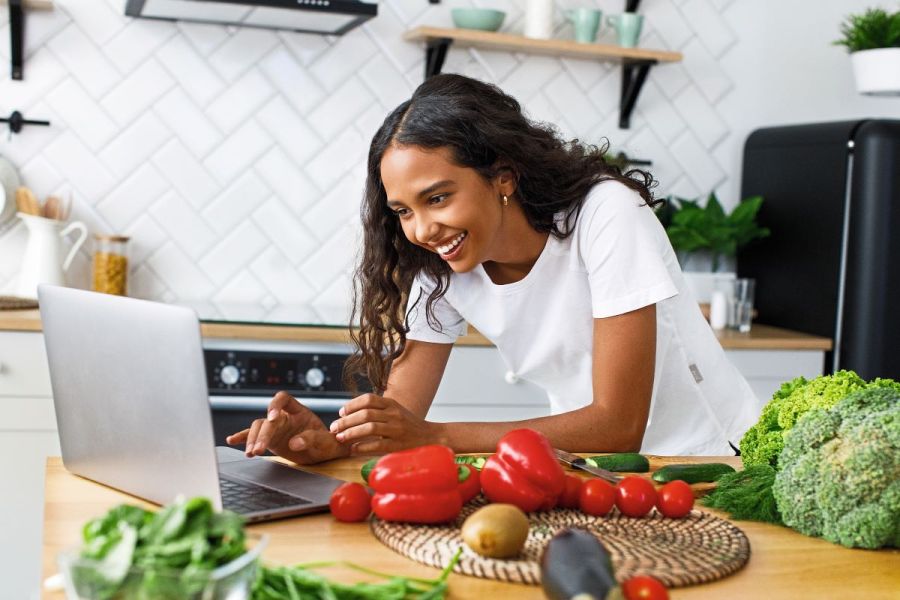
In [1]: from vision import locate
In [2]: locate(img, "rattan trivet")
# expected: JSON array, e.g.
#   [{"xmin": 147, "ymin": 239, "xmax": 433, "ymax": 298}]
[
  {"xmin": 0, "ymin": 295, "xmax": 38, "ymax": 310},
  {"xmin": 370, "ymin": 496, "xmax": 750, "ymax": 588}
]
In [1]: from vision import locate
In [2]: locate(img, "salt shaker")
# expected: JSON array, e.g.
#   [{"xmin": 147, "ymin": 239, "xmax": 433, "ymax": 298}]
[{"xmin": 709, "ymin": 290, "xmax": 728, "ymax": 330}]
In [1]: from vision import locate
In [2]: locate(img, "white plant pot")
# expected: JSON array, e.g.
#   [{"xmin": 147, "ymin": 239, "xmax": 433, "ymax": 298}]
[
  {"xmin": 681, "ymin": 271, "xmax": 735, "ymax": 304},
  {"xmin": 850, "ymin": 48, "xmax": 900, "ymax": 96}
]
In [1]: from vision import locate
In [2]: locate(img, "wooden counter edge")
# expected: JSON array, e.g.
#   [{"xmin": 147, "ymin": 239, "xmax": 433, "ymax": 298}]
[{"xmin": 2, "ymin": 309, "xmax": 832, "ymax": 350}]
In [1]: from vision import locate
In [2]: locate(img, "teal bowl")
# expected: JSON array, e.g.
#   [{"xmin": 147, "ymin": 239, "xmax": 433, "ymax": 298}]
[{"xmin": 451, "ymin": 8, "xmax": 506, "ymax": 32}]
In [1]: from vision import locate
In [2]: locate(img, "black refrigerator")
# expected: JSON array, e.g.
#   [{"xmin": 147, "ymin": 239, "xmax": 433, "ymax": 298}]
[{"xmin": 738, "ymin": 119, "xmax": 900, "ymax": 380}]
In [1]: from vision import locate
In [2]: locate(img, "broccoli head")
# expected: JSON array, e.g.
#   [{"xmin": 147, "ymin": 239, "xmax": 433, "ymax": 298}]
[
  {"xmin": 772, "ymin": 386, "xmax": 900, "ymax": 549},
  {"xmin": 740, "ymin": 371, "xmax": 869, "ymax": 468}
]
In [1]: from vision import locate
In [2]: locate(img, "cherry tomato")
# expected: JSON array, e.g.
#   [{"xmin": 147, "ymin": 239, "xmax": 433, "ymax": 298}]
[
  {"xmin": 578, "ymin": 478, "xmax": 616, "ymax": 516},
  {"xmin": 615, "ymin": 476, "xmax": 657, "ymax": 518},
  {"xmin": 458, "ymin": 464, "xmax": 481, "ymax": 504},
  {"xmin": 656, "ymin": 480, "xmax": 694, "ymax": 518},
  {"xmin": 329, "ymin": 482, "xmax": 371, "ymax": 522},
  {"xmin": 622, "ymin": 575, "xmax": 669, "ymax": 600},
  {"xmin": 557, "ymin": 474, "xmax": 583, "ymax": 508}
]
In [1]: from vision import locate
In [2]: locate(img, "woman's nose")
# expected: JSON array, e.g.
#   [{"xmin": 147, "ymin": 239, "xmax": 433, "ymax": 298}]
[{"xmin": 414, "ymin": 215, "xmax": 439, "ymax": 244}]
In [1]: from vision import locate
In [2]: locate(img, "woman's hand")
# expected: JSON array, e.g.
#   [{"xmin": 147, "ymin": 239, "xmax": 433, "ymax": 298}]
[
  {"xmin": 330, "ymin": 393, "xmax": 443, "ymax": 454},
  {"xmin": 225, "ymin": 391, "xmax": 349, "ymax": 465}
]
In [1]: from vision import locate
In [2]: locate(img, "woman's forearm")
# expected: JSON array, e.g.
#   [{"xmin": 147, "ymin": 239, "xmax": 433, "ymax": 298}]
[{"xmin": 430, "ymin": 403, "xmax": 646, "ymax": 454}]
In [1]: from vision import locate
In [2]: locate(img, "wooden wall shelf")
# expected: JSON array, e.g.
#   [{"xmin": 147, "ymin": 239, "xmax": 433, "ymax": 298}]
[{"xmin": 404, "ymin": 26, "xmax": 683, "ymax": 129}]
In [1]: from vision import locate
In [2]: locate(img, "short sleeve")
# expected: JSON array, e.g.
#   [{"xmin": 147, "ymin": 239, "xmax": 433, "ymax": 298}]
[
  {"xmin": 405, "ymin": 272, "xmax": 468, "ymax": 344},
  {"xmin": 577, "ymin": 183, "xmax": 678, "ymax": 318}
]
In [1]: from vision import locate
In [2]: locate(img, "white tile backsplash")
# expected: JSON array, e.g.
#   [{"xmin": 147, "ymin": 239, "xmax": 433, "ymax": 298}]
[{"xmin": 6, "ymin": 0, "xmax": 878, "ymax": 318}]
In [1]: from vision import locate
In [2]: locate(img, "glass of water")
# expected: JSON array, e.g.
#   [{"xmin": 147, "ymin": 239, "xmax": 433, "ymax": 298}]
[{"xmin": 729, "ymin": 278, "xmax": 755, "ymax": 332}]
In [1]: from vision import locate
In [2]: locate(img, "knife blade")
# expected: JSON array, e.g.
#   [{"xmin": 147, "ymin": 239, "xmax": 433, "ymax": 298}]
[{"xmin": 554, "ymin": 448, "xmax": 621, "ymax": 485}]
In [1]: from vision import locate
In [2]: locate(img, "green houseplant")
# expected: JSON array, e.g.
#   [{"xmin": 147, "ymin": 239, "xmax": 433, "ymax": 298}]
[
  {"xmin": 657, "ymin": 192, "xmax": 770, "ymax": 273},
  {"xmin": 834, "ymin": 7, "xmax": 900, "ymax": 95}
]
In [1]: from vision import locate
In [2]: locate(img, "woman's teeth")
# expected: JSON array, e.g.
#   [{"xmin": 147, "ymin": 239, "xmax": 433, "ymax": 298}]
[{"xmin": 438, "ymin": 232, "xmax": 467, "ymax": 255}]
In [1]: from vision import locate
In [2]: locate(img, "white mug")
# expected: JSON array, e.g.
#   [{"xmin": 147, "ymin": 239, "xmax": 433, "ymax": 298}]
[{"xmin": 15, "ymin": 213, "xmax": 88, "ymax": 299}]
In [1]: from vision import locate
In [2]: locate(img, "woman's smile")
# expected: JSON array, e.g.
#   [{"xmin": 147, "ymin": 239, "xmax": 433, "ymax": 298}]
[{"xmin": 435, "ymin": 231, "xmax": 468, "ymax": 260}]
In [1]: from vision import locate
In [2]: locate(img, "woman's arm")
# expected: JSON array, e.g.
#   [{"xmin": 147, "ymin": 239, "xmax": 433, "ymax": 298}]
[{"xmin": 333, "ymin": 304, "xmax": 656, "ymax": 454}]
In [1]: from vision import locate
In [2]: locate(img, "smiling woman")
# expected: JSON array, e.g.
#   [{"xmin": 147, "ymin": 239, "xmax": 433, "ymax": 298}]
[{"xmin": 227, "ymin": 74, "xmax": 759, "ymax": 463}]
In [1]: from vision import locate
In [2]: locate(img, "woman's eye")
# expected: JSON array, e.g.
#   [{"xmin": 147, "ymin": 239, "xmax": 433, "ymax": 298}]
[
  {"xmin": 428, "ymin": 194, "xmax": 448, "ymax": 205},
  {"xmin": 393, "ymin": 208, "xmax": 410, "ymax": 218}
]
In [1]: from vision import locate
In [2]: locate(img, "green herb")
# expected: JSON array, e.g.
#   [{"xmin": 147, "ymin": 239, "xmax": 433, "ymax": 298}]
[
  {"xmin": 72, "ymin": 497, "xmax": 247, "ymax": 599},
  {"xmin": 701, "ymin": 465, "xmax": 783, "ymax": 525},
  {"xmin": 252, "ymin": 547, "xmax": 463, "ymax": 600},
  {"xmin": 834, "ymin": 7, "xmax": 900, "ymax": 52},
  {"xmin": 656, "ymin": 192, "xmax": 769, "ymax": 272},
  {"xmin": 454, "ymin": 455, "xmax": 488, "ymax": 470}
]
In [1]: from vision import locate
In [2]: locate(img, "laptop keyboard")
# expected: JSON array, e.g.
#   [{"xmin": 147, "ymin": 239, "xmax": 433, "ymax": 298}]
[{"xmin": 220, "ymin": 477, "xmax": 311, "ymax": 513}]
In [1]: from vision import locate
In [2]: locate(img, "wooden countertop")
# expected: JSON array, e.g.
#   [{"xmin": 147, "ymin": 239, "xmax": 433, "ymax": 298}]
[
  {"xmin": 41, "ymin": 455, "xmax": 898, "ymax": 599},
  {"xmin": 1, "ymin": 309, "xmax": 832, "ymax": 350}
]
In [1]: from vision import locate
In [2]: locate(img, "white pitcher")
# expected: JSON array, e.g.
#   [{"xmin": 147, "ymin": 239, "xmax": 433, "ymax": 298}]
[{"xmin": 15, "ymin": 213, "xmax": 88, "ymax": 299}]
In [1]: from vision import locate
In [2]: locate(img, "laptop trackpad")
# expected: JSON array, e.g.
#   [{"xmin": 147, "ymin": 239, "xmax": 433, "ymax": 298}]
[{"xmin": 220, "ymin": 458, "xmax": 342, "ymax": 500}]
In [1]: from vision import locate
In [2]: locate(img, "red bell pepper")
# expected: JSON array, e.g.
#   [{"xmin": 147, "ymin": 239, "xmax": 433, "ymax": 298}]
[
  {"xmin": 481, "ymin": 428, "xmax": 565, "ymax": 512},
  {"xmin": 369, "ymin": 444, "xmax": 462, "ymax": 524},
  {"xmin": 457, "ymin": 463, "xmax": 481, "ymax": 504}
]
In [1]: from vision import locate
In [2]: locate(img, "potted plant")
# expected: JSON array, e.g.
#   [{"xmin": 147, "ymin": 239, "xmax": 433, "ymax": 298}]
[
  {"xmin": 835, "ymin": 7, "xmax": 900, "ymax": 96},
  {"xmin": 656, "ymin": 192, "xmax": 770, "ymax": 301}
]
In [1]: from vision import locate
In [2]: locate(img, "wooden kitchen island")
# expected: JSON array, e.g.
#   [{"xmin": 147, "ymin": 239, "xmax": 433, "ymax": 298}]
[{"xmin": 41, "ymin": 455, "xmax": 899, "ymax": 599}]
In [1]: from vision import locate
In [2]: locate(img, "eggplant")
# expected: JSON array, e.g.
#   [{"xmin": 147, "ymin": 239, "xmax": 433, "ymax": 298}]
[{"xmin": 540, "ymin": 528, "xmax": 623, "ymax": 600}]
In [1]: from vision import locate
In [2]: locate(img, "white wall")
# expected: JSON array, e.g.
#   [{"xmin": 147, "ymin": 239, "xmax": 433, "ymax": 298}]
[{"xmin": 1, "ymin": 0, "xmax": 898, "ymax": 313}]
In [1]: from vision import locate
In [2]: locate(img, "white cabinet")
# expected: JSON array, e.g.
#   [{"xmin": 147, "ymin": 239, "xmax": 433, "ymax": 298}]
[
  {"xmin": 725, "ymin": 349, "xmax": 824, "ymax": 414},
  {"xmin": 0, "ymin": 331, "xmax": 58, "ymax": 600},
  {"xmin": 428, "ymin": 345, "xmax": 550, "ymax": 422}
]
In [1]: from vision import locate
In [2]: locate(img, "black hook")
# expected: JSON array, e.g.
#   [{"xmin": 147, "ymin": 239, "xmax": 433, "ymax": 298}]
[{"xmin": 1, "ymin": 110, "xmax": 51, "ymax": 134}]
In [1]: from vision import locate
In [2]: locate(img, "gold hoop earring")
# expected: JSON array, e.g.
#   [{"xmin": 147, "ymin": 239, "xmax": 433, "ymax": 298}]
[{"xmin": 502, "ymin": 195, "xmax": 509, "ymax": 207}]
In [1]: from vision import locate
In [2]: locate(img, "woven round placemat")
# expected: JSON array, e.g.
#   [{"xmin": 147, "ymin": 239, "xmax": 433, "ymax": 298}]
[
  {"xmin": 370, "ymin": 496, "xmax": 750, "ymax": 588},
  {"xmin": 0, "ymin": 295, "xmax": 38, "ymax": 310}
]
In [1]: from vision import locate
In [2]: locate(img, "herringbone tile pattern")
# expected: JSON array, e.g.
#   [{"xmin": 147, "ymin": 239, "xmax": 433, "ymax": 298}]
[{"xmin": 0, "ymin": 0, "xmax": 738, "ymax": 316}]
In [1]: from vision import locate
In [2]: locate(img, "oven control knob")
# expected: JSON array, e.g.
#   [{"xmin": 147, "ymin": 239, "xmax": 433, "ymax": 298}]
[
  {"xmin": 305, "ymin": 367, "xmax": 325, "ymax": 388},
  {"xmin": 220, "ymin": 365, "xmax": 240, "ymax": 386}
]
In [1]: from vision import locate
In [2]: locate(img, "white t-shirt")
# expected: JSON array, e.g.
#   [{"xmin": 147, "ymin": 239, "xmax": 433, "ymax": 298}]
[{"xmin": 405, "ymin": 181, "xmax": 757, "ymax": 455}]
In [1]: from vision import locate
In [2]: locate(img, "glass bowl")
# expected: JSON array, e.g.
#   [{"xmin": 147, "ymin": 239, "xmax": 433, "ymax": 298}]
[{"xmin": 57, "ymin": 532, "xmax": 268, "ymax": 600}]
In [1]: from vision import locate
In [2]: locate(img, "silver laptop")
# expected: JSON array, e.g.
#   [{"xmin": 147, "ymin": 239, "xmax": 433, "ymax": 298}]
[{"xmin": 38, "ymin": 284, "xmax": 343, "ymax": 522}]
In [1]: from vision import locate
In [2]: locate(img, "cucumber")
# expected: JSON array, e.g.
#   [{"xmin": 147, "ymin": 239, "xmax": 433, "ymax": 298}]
[
  {"xmin": 585, "ymin": 453, "xmax": 649, "ymax": 473},
  {"xmin": 360, "ymin": 457, "xmax": 379, "ymax": 485},
  {"xmin": 651, "ymin": 463, "xmax": 736, "ymax": 484}
]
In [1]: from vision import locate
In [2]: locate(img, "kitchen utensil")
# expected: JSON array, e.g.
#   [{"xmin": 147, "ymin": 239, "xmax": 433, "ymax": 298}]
[
  {"xmin": 42, "ymin": 195, "xmax": 60, "ymax": 220},
  {"xmin": 15, "ymin": 186, "xmax": 41, "ymax": 216},
  {"xmin": 451, "ymin": 8, "xmax": 506, "ymax": 31},
  {"xmin": 553, "ymin": 448, "xmax": 621, "ymax": 484},
  {"xmin": 15, "ymin": 213, "xmax": 88, "ymax": 300},
  {"xmin": 0, "ymin": 156, "xmax": 20, "ymax": 226},
  {"xmin": 371, "ymin": 495, "xmax": 751, "ymax": 587}
]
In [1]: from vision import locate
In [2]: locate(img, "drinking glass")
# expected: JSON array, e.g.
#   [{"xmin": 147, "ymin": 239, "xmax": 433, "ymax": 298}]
[{"xmin": 729, "ymin": 278, "xmax": 755, "ymax": 333}]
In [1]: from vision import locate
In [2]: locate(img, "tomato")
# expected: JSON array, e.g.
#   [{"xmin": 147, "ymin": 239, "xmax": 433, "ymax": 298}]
[
  {"xmin": 557, "ymin": 474, "xmax": 583, "ymax": 508},
  {"xmin": 329, "ymin": 482, "xmax": 371, "ymax": 522},
  {"xmin": 622, "ymin": 575, "xmax": 669, "ymax": 600},
  {"xmin": 458, "ymin": 464, "xmax": 482, "ymax": 504},
  {"xmin": 578, "ymin": 478, "xmax": 616, "ymax": 516},
  {"xmin": 615, "ymin": 476, "xmax": 657, "ymax": 518},
  {"xmin": 656, "ymin": 480, "xmax": 694, "ymax": 518}
]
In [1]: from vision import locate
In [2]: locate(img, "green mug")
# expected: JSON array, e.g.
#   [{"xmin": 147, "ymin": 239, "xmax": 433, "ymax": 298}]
[
  {"xmin": 606, "ymin": 12, "xmax": 643, "ymax": 48},
  {"xmin": 566, "ymin": 8, "xmax": 602, "ymax": 44}
]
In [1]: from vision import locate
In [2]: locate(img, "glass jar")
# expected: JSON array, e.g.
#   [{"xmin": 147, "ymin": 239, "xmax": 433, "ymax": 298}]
[{"xmin": 92, "ymin": 234, "xmax": 130, "ymax": 296}]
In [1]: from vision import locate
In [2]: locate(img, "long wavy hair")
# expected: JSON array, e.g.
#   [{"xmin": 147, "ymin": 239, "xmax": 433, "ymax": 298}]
[{"xmin": 344, "ymin": 74, "xmax": 660, "ymax": 393}]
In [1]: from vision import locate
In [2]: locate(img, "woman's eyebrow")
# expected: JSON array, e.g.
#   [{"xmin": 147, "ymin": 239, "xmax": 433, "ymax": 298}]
[{"xmin": 386, "ymin": 179, "xmax": 454, "ymax": 205}]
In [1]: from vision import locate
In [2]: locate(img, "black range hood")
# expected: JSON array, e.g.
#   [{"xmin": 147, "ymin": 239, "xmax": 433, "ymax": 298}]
[{"xmin": 125, "ymin": 0, "xmax": 377, "ymax": 36}]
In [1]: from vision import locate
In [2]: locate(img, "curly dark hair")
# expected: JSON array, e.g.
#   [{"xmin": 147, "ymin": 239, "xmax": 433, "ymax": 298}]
[{"xmin": 344, "ymin": 73, "xmax": 660, "ymax": 393}]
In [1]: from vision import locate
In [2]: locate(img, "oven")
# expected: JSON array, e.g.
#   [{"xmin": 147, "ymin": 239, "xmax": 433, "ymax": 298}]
[{"xmin": 203, "ymin": 338, "xmax": 365, "ymax": 446}]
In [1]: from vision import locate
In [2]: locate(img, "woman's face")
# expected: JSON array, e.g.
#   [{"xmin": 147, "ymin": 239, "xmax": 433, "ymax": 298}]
[{"xmin": 380, "ymin": 144, "xmax": 508, "ymax": 273}]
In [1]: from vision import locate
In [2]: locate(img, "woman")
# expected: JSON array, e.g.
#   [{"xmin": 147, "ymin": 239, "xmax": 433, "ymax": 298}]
[{"xmin": 227, "ymin": 74, "xmax": 757, "ymax": 463}]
